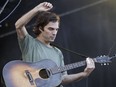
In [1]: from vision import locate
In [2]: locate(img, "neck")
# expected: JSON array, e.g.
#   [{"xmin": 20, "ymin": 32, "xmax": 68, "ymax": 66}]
[{"xmin": 36, "ymin": 36, "xmax": 51, "ymax": 47}]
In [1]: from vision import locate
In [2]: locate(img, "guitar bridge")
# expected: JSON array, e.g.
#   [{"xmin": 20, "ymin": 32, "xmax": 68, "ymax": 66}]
[{"xmin": 25, "ymin": 70, "xmax": 34, "ymax": 85}]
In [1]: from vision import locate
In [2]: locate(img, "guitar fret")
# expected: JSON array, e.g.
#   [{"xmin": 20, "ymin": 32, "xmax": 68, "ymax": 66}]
[{"xmin": 51, "ymin": 60, "xmax": 86, "ymax": 74}]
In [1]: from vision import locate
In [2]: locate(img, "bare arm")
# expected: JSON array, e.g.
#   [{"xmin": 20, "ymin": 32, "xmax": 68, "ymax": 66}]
[
  {"xmin": 15, "ymin": 2, "xmax": 53, "ymax": 39},
  {"xmin": 62, "ymin": 58, "xmax": 95, "ymax": 84}
]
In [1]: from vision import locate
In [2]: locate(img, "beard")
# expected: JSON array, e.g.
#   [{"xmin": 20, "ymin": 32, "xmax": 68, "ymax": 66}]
[
  {"xmin": 44, "ymin": 35, "xmax": 56, "ymax": 42},
  {"xmin": 49, "ymin": 36, "xmax": 56, "ymax": 42}
]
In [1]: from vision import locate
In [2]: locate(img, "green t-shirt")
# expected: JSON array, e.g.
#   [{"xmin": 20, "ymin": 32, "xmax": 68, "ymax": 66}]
[{"xmin": 18, "ymin": 34, "xmax": 65, "ymax": 67}]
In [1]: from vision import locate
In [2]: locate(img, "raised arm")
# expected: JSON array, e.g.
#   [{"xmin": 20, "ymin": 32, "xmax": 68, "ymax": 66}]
[{"xmin": 15, "ymin": 2, "xmax": 53, "ymax": 39}]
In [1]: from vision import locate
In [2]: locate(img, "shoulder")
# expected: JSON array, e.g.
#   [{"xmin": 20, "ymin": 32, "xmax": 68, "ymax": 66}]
[
  {"xmin": 18, "ymin": 34, "xmax": 37, "ymax": 46},
  {"xmin": 18, "ymin": 34, "xmax": 33, "ymax": 41}
]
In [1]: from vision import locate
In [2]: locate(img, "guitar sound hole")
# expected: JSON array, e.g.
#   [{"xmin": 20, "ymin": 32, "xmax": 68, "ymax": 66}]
[{"xmin": 39, "ymin": 69, "xmax": 51, "ymax": 79}]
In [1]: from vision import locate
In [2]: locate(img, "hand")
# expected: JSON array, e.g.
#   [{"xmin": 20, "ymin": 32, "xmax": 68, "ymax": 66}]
[
  {"xmin": 84, "ymin": 57, "xmax": 95, "ymax": 76},
  {"xmin": 35, "ymin": 2, "xmax": 53, "ymax": 11}
]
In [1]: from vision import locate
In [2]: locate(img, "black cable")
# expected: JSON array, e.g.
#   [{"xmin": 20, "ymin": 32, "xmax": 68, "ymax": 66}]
[
  {"xmin": 108, "ymin": 42, "xmax": 116, "ymax": 56},
  {"xmin": 51, "ymin": 43, "xmax": 88, "ymax": 58}
]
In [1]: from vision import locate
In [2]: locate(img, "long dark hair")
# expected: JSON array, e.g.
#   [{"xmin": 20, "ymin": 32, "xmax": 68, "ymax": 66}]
[{"xmin": 33, "ymin": 11, "xmax": 60, "ymax": 36}]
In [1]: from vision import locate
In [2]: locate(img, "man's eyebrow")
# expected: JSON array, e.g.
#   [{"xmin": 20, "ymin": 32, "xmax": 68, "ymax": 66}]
[{"xmin": 48, "ymin": 27, "xmax": 59, "ymax": 30}]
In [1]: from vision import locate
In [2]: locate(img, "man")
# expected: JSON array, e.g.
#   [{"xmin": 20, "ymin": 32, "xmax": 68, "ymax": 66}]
[{"xmin": 15, "ymin": 2, "xmax": 95, "ymax": 87}]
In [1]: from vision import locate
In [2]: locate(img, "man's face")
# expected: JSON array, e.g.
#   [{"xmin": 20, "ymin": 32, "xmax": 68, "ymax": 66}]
[{"xmin": 40, "ymin": 21, "xmax": 59, "ymax": 42}]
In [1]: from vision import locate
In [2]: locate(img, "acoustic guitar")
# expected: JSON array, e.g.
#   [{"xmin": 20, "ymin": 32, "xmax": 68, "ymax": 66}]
[{"xmin": 3, "ymin": 55, "xmax": 115, "ymax": 87}]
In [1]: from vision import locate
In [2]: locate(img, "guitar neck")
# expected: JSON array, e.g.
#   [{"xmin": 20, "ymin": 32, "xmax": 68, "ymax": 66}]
[
  {"xmin": 51, "ymin": 58, "xmax": 97, "ymax": 74},
  {"xmin": 52, "ymin": 60, "xmax": 86, "ymax": 74}
]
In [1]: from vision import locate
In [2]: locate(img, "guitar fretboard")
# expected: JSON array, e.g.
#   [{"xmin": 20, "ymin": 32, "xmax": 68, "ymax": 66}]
[
  {"xmin": 50, "ymin": 55, "xmax": 113, "ymax": 74},
  {"xmin": 51, "ymin": 60, "xmax": 86, "ymax": 74}
]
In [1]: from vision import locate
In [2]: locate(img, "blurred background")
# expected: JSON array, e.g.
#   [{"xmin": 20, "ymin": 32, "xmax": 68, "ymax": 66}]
[{"xmin": 1, "ymin": 0, "xmax": 116, "ymax": 87}]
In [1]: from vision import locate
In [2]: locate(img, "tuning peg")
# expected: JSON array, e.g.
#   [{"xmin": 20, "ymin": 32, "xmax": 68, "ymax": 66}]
[
  {"xmin": 104, "ymin": 63, "xmax": 107, "ymax": 65},
  {"xmin": 101, "ymin": 63, "xmax": 110, "ymax": 66},
  {"xmin": 101, "ymin": 63, "xmax": 103, "ymax": 66}
]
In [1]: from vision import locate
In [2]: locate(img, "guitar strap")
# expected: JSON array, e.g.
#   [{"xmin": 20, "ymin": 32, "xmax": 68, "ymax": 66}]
[{"xmin": 51, "ymin": 43, "xmax": 88, "ymax": 58}]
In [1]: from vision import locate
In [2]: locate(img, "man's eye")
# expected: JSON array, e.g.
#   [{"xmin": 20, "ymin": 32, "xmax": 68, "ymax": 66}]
[{"xmin": 48, "ymin": 28, "xmax": 54, "ymax": 30}]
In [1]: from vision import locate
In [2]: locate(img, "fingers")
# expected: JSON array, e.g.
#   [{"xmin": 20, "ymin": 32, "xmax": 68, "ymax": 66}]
[
  {"xmin": 39, "ymin": 2, "xmax": 53, "ymax": 11},
  {"xmin": 43, "ymin": 2, "xmax": 53, "ymax": 9},
  {"xmin": 35, "ymin": 2, "xmax": 53, "ymax": 11},
  {"xmin": 85, "ymin": 57, "xmax": 95, "ymax": 71},
  {"xmin": 86, "ymin": 57, "xmax": 95, "ymax": 66}
]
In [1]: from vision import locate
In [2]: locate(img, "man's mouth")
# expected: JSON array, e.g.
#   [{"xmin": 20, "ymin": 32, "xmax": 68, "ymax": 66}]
[{"xmin": 50, "ymin": 36, "xmax": 56, "ymax": 40}]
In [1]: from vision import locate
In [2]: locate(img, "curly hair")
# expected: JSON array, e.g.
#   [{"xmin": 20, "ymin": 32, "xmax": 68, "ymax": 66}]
[{"xmin": 33, "ymin": 11, "xmax": 60, "ymax": 36}]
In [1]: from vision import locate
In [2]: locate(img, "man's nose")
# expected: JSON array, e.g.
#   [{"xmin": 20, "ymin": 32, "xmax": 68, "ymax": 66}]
[{"xmin": 53, "ymin": 30, "xmax": 57, "ymax": 35}]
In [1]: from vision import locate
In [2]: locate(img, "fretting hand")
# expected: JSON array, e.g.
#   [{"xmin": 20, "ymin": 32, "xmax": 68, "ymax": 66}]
[{"xmin": 84, "ymin": 57, "xmax": 95, "ymax": 76}]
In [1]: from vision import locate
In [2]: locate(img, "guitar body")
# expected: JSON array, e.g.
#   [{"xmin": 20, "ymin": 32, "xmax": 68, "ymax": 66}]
[{"xmin": 3, "ymin": 59, "xmax": 62, "ymax": 87}]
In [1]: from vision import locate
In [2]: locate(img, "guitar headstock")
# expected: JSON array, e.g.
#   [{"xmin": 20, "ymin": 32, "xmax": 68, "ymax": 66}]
[{"xmin": 94, "ymin": 55, "xmax": 116, "ymax": 65}]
